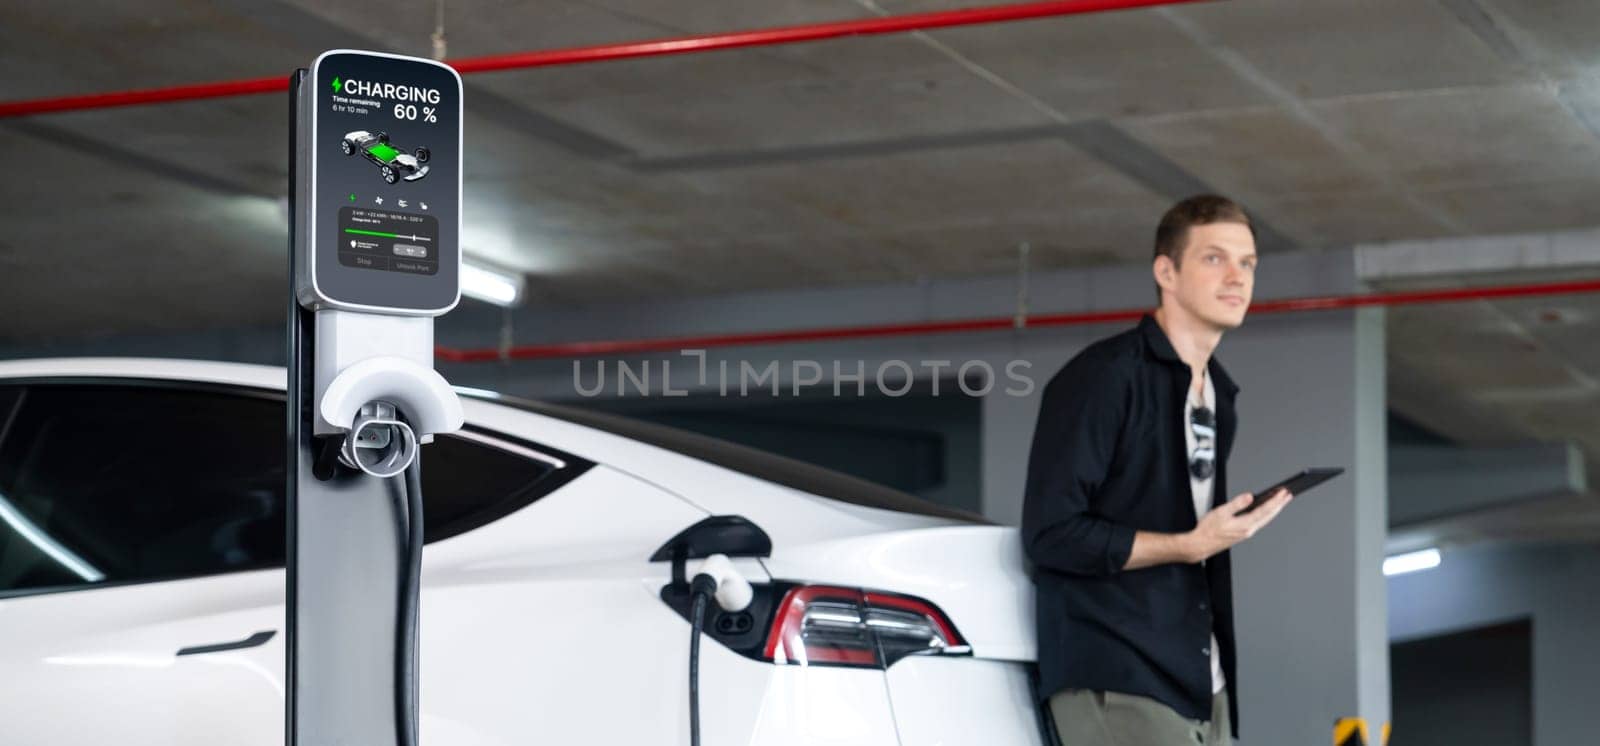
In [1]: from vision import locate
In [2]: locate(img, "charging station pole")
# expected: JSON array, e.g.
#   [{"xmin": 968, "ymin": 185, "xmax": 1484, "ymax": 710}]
[{"xmin": 287, "ymin": 50, "xmax": 464, "ymax": 746}]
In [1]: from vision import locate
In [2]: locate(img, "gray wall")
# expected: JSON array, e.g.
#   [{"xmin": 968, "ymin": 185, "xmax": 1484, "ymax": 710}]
[
  {"xmin": 1390, "ymin": 620, "xmax": 1532, "ymax": 746},
  {"xmin": 1229, "ymin": 307, "xmax": 1390, "ymax": 743},
  {"xmin": 1389, "ymin": 542, "xmax": 1600, "ymax": 746}
]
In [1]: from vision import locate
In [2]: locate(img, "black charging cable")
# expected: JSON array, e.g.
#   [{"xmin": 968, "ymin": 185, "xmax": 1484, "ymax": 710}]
[
  {"xmin": 389, "ymin": 439, "xmax": 424, "ymax": 746},
  {"xmin": 687, "ymin": 572, "xmax": 719, "ymax": 746}
]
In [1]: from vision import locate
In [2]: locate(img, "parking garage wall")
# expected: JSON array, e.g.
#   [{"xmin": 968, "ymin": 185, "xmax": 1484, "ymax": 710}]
[{"xmin": 1389, "ymin": 541, "xmax": 1600, "ymax": 746}]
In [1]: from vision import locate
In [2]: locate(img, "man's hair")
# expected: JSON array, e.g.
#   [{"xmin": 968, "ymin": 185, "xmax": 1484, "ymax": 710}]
[{"xmin": 1153, "ymin": 194, "xmax": 1254, "ymax": 301}]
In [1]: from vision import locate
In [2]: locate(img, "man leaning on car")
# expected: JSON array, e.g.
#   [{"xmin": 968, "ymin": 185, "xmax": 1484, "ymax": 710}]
[{"xmin": 1022, "ymin": 195, "xmax": 1294, "ymax": 746}]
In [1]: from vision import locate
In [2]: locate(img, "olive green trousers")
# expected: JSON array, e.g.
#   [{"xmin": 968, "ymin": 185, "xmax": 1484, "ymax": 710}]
[{"xmin": 1048, "ymin": 689, "xmax": 1231, "ymax": 746}]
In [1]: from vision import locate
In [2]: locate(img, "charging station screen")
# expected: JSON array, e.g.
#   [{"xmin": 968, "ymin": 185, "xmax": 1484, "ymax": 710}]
[
  {"xmin": 312, "ymin": 51, "xmax": 460, "ymax": 312},
  {"xmin": 340, "ymin": 208, "xmax": 440, "ymax": 274}
]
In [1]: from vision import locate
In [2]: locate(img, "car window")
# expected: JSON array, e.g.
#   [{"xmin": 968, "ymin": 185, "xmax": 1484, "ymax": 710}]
[
  {"xmin": 418, "ymin": 431, "xmax": 569, "ymax": 542},
  {"xmin": 0, "ymin": 385, "xmax": 285, "ymax": 594},
  {"xmin": 475, "ymin": 393, "xmax": 989, "ymax": 525},
  {"xmin": 0, "ymin": 383, "xmax": 582, "ymax": 597}
]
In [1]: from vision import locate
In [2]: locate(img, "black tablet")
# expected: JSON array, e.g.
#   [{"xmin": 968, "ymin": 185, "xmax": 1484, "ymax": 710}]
[{"xmin": 1240, "ymin": 467, "xmax": 1345, "ymax": 513}]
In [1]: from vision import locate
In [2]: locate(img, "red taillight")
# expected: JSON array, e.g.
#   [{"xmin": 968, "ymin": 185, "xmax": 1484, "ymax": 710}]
[{"xmin": 762, "ymin": 585, "xmax": 968, "ymax": 669}]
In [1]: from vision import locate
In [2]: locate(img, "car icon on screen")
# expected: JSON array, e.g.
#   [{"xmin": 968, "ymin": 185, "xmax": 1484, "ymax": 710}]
[{"xmin": 341, "ymin": 130, "xmax": 431, "ymax": 184}]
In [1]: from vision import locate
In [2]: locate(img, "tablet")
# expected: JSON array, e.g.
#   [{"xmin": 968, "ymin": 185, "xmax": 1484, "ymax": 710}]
[{"xmin": 1240, "ymin": 467, "xmax": 1344, "ymax": 513}]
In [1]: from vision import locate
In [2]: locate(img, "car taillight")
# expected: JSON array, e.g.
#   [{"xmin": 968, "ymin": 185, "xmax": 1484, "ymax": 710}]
[{"xmin": 762, "ymin": 585, "xmax": 969, "ymax": 669}]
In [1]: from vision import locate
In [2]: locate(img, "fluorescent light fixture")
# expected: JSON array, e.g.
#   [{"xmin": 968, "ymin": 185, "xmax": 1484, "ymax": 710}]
[
  {"xmin": 0, "ymin": 493, "xmax": 105, "ymax": 582},
  {"xmin": 1383, "ymin": 548, "xmax": 1441, "ymax": 577},
  {"xmin": 461, "ymin": 259, "xmax": 524, "ymax": 307}
]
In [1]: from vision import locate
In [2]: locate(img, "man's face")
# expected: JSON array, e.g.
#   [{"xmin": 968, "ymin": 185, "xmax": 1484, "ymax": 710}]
[{"xmin": 1156, "ymin": 221, "xmax": 1257, "ymax": 330}]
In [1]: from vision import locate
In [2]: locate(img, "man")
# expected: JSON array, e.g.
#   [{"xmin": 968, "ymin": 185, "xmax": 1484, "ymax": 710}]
[{"xmin": 1022, "ymin": 194, "xmax": 1293, "ymax": 745}]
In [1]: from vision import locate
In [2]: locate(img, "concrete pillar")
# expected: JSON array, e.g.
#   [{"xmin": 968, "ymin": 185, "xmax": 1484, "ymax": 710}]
[{"xmin": 1221, "ymin": 307, "xmax": 1390, "ymax": 744}]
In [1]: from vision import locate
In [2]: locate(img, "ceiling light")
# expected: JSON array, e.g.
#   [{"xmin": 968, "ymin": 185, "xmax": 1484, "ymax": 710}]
[
  {"xmin": 1383, "ymin": 548, "xmax": 1441, "ymax": 577},
  {"xmin": 460, "ymin": 259, "xmax": 524, "ymax": 307}
]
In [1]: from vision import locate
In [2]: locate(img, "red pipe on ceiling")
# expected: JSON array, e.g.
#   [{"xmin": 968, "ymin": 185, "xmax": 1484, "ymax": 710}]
[
  {"xmin": 14, "ymin": 1, "xmax": 1587, "ymax": 363},
  {"xmin": 0, "ymin": 0, "xmax": 1209, "ymax": 119},
  {"xmin": 434, "ymin": 278, "xmax": 1600, "ymax": 363},
  {"xmin": 448, "ymin": 0, "xmax": 1211, "ymax": 75}
]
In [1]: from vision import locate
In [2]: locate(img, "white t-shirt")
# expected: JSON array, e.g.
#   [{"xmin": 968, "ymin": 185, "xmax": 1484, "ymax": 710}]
[{"xmin": 1183, "ymin": 370, "xmax": 1227, "ymax": 694}]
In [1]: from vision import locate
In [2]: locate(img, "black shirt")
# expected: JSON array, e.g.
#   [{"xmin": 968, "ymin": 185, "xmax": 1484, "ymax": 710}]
[{"xmin": 1023, "ymin": 314, "xmax": 1241, "ymax": 736}]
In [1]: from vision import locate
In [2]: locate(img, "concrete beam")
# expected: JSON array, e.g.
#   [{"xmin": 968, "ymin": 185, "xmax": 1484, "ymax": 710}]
[
  {"xmin": 1389, "ymin": 442, "xmax": 1586, "ymax": 526},
  {"xmin": 1356, "ymin": 227, "xmax": 1600, "ymax": 283}
]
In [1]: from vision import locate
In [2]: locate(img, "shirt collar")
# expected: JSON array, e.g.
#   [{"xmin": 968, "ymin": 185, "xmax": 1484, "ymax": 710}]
[
  {"xmin": 1139, "ymin": 314, "xmax": 1241, "ymax": 397},
  {"xmin": 1208, "ymin": 357, "xmax": 1241, "ymax": 398},
  {"xmin": 1138, "ymin": 314, "xmax": 1182, "ymax": 364}
]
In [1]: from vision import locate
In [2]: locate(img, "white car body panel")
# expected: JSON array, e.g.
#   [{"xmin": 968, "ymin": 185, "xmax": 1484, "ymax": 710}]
[
  {"xmin": 0, "ymin": 569, "xmax": 285, "ymax": 745},
  {"xmin": 0, "ymin": 358, "xmax": 1042, "ymax": 745},
  {"xmin": 885, "ymin": 657, "xmax": 1046, "ymax": 746},
  {"xmin": 746, "ymin": 665, "xmax": 903, "ymax": 745},
  {"xmin": 419, "ymin": 467, "xmax": 756, "ymax": 746}
]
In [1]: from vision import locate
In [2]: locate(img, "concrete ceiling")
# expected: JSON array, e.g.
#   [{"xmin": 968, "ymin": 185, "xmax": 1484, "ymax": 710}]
[
  {"xmin": 4, "ymin": 0, "xmax": 1600, "ymax": 338},
  {"xmin": 1390, "ymin": 294, "xmax": 1600, "ymax": 457},
  {"xmin": 3, "ymin": 0, "xmax": 1600, "ymax": 549},
  {"xmin": 1382, "ymin": 266, "xmax": 1600, "ymax": 549}
]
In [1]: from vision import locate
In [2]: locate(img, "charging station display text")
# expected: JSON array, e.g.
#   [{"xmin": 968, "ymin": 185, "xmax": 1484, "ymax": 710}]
[{"xmin": 308, "ymin": 51, "xmax": 461, "ymax": 314}]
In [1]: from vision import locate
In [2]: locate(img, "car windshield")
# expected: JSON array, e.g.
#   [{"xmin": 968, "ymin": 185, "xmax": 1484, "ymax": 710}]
[{"xmin": 469, "ymin": 392, "xmax": 988, "ymax": 525}]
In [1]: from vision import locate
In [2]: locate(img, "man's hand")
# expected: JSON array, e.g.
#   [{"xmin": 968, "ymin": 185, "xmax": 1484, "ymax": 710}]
[
  {"xmin": 1183, "ymin": 488, "xmax": 1292, "ymax": 563},
  {"xmin": 1121, "ymin": 488, "xmax": 1293, "ymax": 570}
]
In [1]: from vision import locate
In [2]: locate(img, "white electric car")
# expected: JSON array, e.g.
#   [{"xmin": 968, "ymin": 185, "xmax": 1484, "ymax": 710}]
[{"xmin": 0, "ymin": 358, "xmax": 1043, "ymax": 746}]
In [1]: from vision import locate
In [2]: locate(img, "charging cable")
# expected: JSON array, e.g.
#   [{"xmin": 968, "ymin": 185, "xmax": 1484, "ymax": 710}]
[
  {"xmin": 396, "ymin": 454, "xmax": 423, "ymax": 746},
  {"xmin": 340, "ymin": 400, "xmax": 423, "ymax": 746},
  {"xmin": 687, "ymin": 554, "xmax": 752, "ymax": 746}
]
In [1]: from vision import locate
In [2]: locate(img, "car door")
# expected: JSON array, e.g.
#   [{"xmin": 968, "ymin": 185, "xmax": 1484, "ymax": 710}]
[
  {"xmin": 0, "ymin": 378, "xmax": 763, "ymax": 745},
  {"xmin": 0, "ymin": 379, "xmax": 689, "ymax": 745},
  {"xmin": 0, "ymin": 383, "xmax": 289, "ymax": 746}
]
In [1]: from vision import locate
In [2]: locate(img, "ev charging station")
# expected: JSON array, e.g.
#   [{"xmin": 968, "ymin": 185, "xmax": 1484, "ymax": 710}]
[{"xmin": 286, "ymin": 50, "xmax": 463, "ymax": 746}]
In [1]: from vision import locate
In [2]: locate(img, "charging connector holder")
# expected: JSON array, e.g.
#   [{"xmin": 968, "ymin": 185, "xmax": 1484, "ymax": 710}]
[
  {"xmin": 312, "ymin": 310, "xmax": 463, "ymax": 470},
  {"xmin": 339, "ymin": 402, "xmax": 419, "ymax": 478}
]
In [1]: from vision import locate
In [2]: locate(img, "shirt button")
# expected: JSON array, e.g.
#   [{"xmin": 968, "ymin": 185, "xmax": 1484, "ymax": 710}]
[
  {"xmin": 1201, "ymin": 647, "xmax": 1211, "ymax": 656},
  {"xmin": 1199, "ymin": 602, "xmax": 1208, "ymax": 611}
]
